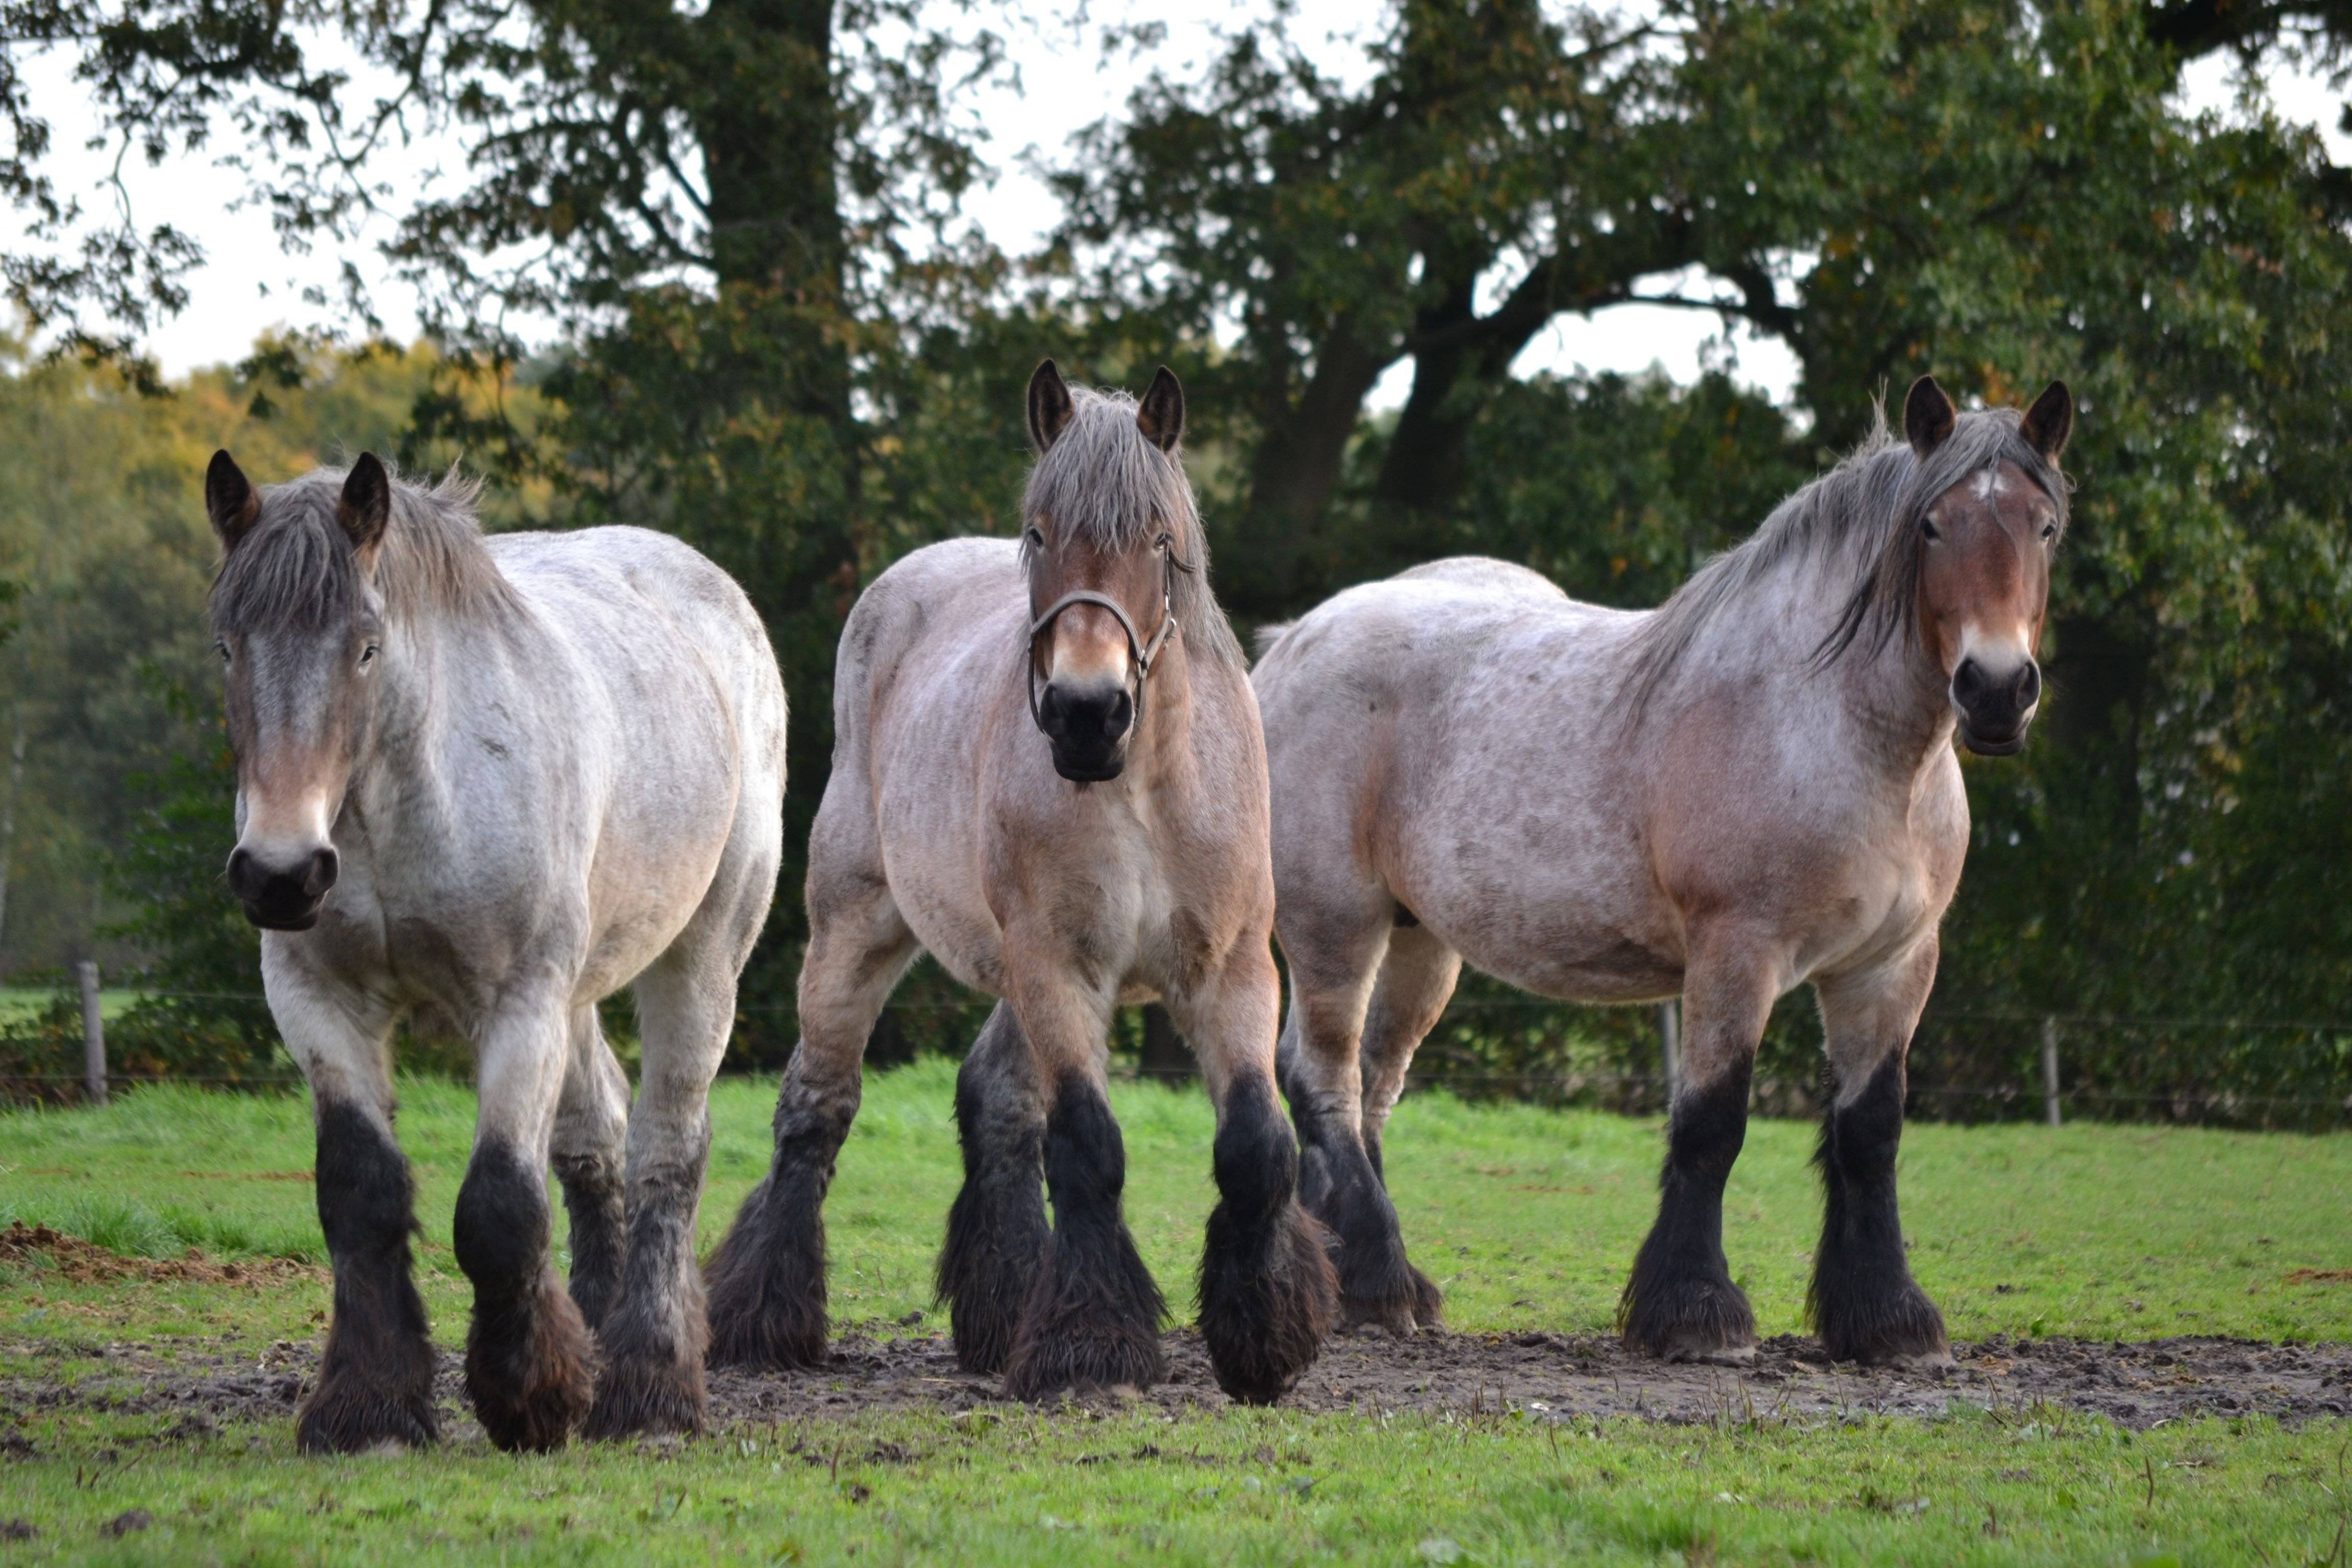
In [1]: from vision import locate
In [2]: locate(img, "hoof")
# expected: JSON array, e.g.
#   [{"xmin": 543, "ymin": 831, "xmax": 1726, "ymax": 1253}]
[
  {"xmin": 1619, "ymin": 1275, "xmax": 1756, "ymax": 1363},
  {"xmin": 703, "ymin": 1307, "xmax": 829, "ymax": 1373},
  {"xmin": 296, "ymin": 1380, "xmax": 438, "ymax": 1455},
  {"xmin": 584, "ymin": 1353, "xmax": 707, "ymax": 1441},
  {"xmin": 465, "ymin": 1276, "xmax": 594, "ymax": 1454},
  {"xmin": 1003, "ymin": 1326, "xmax": 1165, "ymax": 1401},
  {"xmin": 1814, "ymin": 1279, "xmax": 1949, "ymax": 1368},
  {"xmin": 1198, "ymin": 1202, "xmax": 1338, "ymax": 1406}
]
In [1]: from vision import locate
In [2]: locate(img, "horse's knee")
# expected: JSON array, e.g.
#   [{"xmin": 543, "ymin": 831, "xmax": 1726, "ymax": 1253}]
[
  {"xmin": 1198, "ymin": 1074, "xmax": 1336, "ymax": 1404},
  {"xmin": 456, "ymin": 1141, "xmax": 592, "ymax": 1452},
  {"xmin": 299, "ymin": 1100, "xmax": 437, "ymax": 1455},
  {"xmin": 1002, "ymin": 1076, "xmax": 1166, "ymax": 1399},
  {"xmin": 1620, "ymin": 1063, "xmax": 1757, "ymax": 1363},
  {"xmin": 1809, "ymin": 1054, "xmax": 1947, "ymax": 1366}
]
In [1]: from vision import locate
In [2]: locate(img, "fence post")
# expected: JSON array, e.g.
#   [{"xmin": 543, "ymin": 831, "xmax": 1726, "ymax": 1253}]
[
  {"xmin": 77, "ymin": 959, "xmax": 107, "ymax": 1106},
  {"xmin": 2040, "ymin": 1014, "xmax": 2061, "ymax": 1128},
  {"xmin": 1659, "ymin": 998, "xmax": 1681, "ymax": 1110}
]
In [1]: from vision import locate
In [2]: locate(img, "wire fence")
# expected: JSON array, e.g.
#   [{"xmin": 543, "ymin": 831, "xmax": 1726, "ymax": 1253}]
[{"xmin": 8, "ymin": 981, "xmax": 2352, "ymax": 1126}]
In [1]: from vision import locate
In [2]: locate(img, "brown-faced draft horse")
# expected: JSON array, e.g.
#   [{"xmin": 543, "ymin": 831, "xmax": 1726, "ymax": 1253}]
[
  {"xmin": 1254, "ymin": 376, "xmax": 2072, "ymax": 1367},
  {"xmin": 703, "ymin": 362, "xmax": 1336, "ymax": 1402}
]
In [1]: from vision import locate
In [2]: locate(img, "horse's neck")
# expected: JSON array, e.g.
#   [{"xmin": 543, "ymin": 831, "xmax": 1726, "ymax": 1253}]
[{"xmin": 1678, "ymin": 556, "xmax": 1951, "ymax": 773}]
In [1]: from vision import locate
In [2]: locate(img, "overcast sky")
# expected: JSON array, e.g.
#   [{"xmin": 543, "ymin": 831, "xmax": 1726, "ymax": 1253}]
[{"xmin": 16, "ymin": 1, "xmax": 2349, "ymax": 408}]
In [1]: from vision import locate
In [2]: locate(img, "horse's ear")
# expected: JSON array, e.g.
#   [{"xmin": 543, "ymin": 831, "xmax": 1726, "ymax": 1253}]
[
  {"xmin": 1135, "ymin": 366, "xmax": 1185, "ymax": 453},
  {"xmin": 206, "ymin": 450, "xmax": 260, "ymax": 554},
  {"xmin": 2020, "ymin": 380, "xmax": 2073, "ymax": 465},
  {"xmin": 1027, "ymin": 360, "xmax": 1074, "ymax": 454},
  {"xmin": 1904, "ymin": 375, "xmax": 1956, "ymax": 458},
  {"xmin": 338, "ymin": 452, "xmax": 391, "ymax": 565}
]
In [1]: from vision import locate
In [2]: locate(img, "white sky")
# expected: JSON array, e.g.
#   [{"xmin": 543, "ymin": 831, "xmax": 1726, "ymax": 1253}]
[{"xmin": 14, "ymin": 2, "xmax": 2349, "ymax": 409}]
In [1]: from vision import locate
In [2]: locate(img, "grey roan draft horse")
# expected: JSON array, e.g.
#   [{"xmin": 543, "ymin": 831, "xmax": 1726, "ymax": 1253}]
[
  {"xmin": 206, "ymin": 452, "xmax": 785, "ymax": 1450},
  {"xmin": 703, "ymin": 363, "xmax": 1336, "ymax": 1403},
  {"xmin": 1255, "ymin": 377, "xmax": 2071, "ymax": 1366}
]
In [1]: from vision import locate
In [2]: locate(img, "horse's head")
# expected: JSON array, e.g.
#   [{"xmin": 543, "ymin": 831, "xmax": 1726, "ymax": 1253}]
[
  {"xmin": 1020, "ymin": 361, "xmax": 1194, "ymax": 783},
  {"xmin": 1903, "ymin": 376, "xmax": 2072, "ymax": 756},
  {"xmin": 206, "ymin": 451, "xmax": 393, "ymax": 929}
]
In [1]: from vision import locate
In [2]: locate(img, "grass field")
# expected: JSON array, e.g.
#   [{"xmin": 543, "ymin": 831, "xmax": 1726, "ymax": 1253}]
[
  {"xmin": 3, "ymin": 1062, "xmax": 2350, "ymax": 1562},
  {"xmin": 0, "ymin": 987, "xmax": 141, "ymax": 1026}
]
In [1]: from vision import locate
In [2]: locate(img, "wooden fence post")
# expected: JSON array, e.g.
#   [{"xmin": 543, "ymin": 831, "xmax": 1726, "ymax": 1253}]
[
  {"xmin": 1659, "ymin": 999, "xmax": 1681, "ymax": 1110},
  {"xmin": 77, "ymin": 959, "xmax": 106, "ymax": 1106},
  {"xmin": 2040, "ymin": 1015, "xmax": 2061, "ymax": 1128}
]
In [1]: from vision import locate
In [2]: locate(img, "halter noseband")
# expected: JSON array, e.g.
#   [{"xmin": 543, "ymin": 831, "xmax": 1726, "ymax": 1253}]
[{"xmin": 1025, "ymin": 551, "xmax": 1182, "ymax": 736}]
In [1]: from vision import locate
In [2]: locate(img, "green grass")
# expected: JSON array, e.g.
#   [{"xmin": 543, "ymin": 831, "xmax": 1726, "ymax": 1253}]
[
  {"xmin": 3, "ymin": 1060, "xmax": 2349, "ymax": 1347},
  {"xmin": 7, "ymin": 1400, "xmax": 2348, "ymax": 1565},
  {"xmin": 0, "ymin": 986, "xmax": 142, "ymax": 1025},
  {"xmin": 4, "ymin": 1064, "xmax": 2351, "ymax": 1562}
]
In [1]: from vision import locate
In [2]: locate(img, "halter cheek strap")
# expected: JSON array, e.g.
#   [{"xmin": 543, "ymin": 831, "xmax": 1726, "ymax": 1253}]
[{"xmin": 1026, "ymin": 578, "xmax": 1178, "ymax": 734}]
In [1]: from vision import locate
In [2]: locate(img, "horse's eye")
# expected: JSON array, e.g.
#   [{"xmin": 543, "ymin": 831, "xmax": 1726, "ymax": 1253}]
[
  {"xmin": 214, "ymin": 640, "xmax": 230, "ymax": 665},
  {"xmin": 1155, "ymin": 533, "xmax": 1171, "ymax": 553},
  {"xmin": 1922, "ymin": 519, "xmax": 1942, "ymax": 542},
  {"xmin": 1023, "ymin": 527, "xmax": 1044, "ymax": 550},
  {"xmin": 2040, "ymin": 523, "xmax": 2057, "ymax": 543},
  {"xmin": 359, "ymin": 644, "xmax": 379, "ymax": 668}
]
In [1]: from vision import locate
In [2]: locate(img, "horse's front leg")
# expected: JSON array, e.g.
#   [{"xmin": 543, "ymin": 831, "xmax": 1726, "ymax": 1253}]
[
  {"xmin": 1809, "ymin": 942, "xmax": 1951, "ymax": 1367},
  {"xmin": 274, "ymin": 964, "xmax": 436, "ymax": 1453},
  {"xmin": 936, "ymin": 1002, "xmax": 1049, "ymax": 1374},
  {"xmin": 1619, "ymin": 940, "xmax": 1777, "ymax": 1364},
  {"xmin": 1174, "ymin": 946, "xmax": 1338, "ymax": 1404},
  {"xmin": 458, "ymin": 994, "xmax": 594, "ymax": 1452},
  {"xmin": 703, "ymin": 887, "xmax": 915, "ymax": 1371},
  {"xmin": 1000, "ymin": 971, "xmax": 1166, "ymax": 1398}
]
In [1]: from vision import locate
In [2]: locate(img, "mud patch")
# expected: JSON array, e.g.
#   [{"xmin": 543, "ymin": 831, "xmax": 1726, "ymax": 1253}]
[
  {"xmin": 0, "ymin": 1224, "xmax": 324, "ymax": 1288},
  {"xmin": 5, "ymin": 1328, "xmax": 2348, "ymax": 1434}
]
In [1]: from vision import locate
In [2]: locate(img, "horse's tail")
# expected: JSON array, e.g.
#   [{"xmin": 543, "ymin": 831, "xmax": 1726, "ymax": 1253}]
[{"xmin": 1251, "ymin": 620, "xmax": 1299, "ymax": 665}]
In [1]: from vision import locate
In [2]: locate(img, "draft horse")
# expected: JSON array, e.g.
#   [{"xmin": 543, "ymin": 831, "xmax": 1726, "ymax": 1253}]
[
  {"xmin": 1253, "ymin": 377, "xmax": 2072, "ymax": 1365},
  {"xmin": 704, "ymin": 363, "xmax": 1336, "ymax": 1402},
  {"xmin": 206, "ymin": 454, "xmax": 786, "ymax": 1450}
]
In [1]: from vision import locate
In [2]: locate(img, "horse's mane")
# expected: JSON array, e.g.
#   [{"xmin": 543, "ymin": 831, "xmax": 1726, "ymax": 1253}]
[
  {"xmin": 1021, "ymin": 385, "xmax": 1245, "ymax": 670},
  {"xmin": 1625, "ymin": 404, "xmax": 2069, "ymax": 706},
  {"xmin": 210, "ymin": 463, "xmax": 519, "ymax": 635}
]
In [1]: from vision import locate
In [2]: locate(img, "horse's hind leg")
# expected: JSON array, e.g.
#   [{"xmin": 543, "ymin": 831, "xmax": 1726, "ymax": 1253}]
[
  {"xmin": 1353, "ymin": 923, "xmax": 1460, "ymax": 1327},
  {"xmin": 1619, "ymin": 940, "xmax": 1776, "ymax": 1364},
  {"xmin": 1178, "ymin": 944, "xmax": 1338, "ymax": 1405},
  {"xmin": 1275, "ymin": 907, "xmax": 1429, "ymax": 1335},
  {"xmin": 936, "ymin": 1001, "xmax": 1049, "ymax": 1374},
  {"xmin": 1001, "ymin": 978, "xmax": 1166, "ymax": 1399},
  {"xmin": 703, "ymin": 883, "xmax": 916, "ymax": 1372},
  {"xmin": 276, "ymin": 970, "xmax": 436, "ymax": 1454},
  {"xmin": 552, "ymin": 1005, "xmax": 629, "ymax": 1333},
  {"xmin": 581, "ymin": 933, "xmax": 744, "ymax": 1438},
  {"xmin": 459, "ymin": 994, "xmax": 595, "ymax": 1451},
  {"xmin": 1808, "ymin": 943, "xmax": 1950, "ymax": 1368}
]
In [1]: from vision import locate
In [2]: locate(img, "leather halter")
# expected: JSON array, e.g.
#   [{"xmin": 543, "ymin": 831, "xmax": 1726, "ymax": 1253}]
[{"xmin": 1026, "ymin": 552, "xmax": 1181, "ymax": 736}]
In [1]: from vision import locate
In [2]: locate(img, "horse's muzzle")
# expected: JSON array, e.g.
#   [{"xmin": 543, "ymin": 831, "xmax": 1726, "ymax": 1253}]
[
  {"xmin": 228, "ymin": 844, "xmax": 339, "ymax": 930},
  {"xmin": 1951, "ymin": 654, "xmax": 2040, "ymax": 757},
  {"xmin": 1038, "ymin": 680, "xmax": 1134, "ymax": 782}
]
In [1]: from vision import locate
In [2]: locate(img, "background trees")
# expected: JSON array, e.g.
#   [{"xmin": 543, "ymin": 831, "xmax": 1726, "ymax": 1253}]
[{"xmin": 5, "ymin": 0, "xmax": 2351, "ymax": 1115}]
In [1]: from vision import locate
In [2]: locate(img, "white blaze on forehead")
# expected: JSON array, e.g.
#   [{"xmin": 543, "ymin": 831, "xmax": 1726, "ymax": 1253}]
[{"xmin": 1971, "ymin": 470, "xmax": 1996, "ymax": 501}]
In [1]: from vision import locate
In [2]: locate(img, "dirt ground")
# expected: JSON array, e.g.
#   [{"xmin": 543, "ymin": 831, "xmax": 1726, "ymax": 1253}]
[{"xmin": 7, "ymin": 1326, "xmax": 2348, "ymax": 1441}]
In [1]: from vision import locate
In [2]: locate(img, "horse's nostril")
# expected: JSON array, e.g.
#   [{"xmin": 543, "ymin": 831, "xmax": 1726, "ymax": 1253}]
[
  {"xmin": 1950, "ymin": 658, "xmax": 1987, "ymax": 705},
  {"xmin": 306, "ymin": 848, "xmax": 340, "ymax": 897},
  {"xmin": 1104, "ymin": 689, "xmax": 1134, "ymax": 739},
  {"xmin": 2016, "ymin": 662, "xmax": 2042, "ymax": 707}
]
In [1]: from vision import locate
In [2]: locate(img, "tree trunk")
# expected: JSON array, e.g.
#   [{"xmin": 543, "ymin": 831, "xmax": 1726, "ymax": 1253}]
[{"xmin": 0, "ymin": 702, "xmax": 22, "ymax": 961}]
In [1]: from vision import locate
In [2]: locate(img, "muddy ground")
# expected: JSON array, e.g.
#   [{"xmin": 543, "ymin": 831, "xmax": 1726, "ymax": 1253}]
[{"xmin": 7, "ymin": 1327, "xmax": 2348, "ymax": 1441}]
